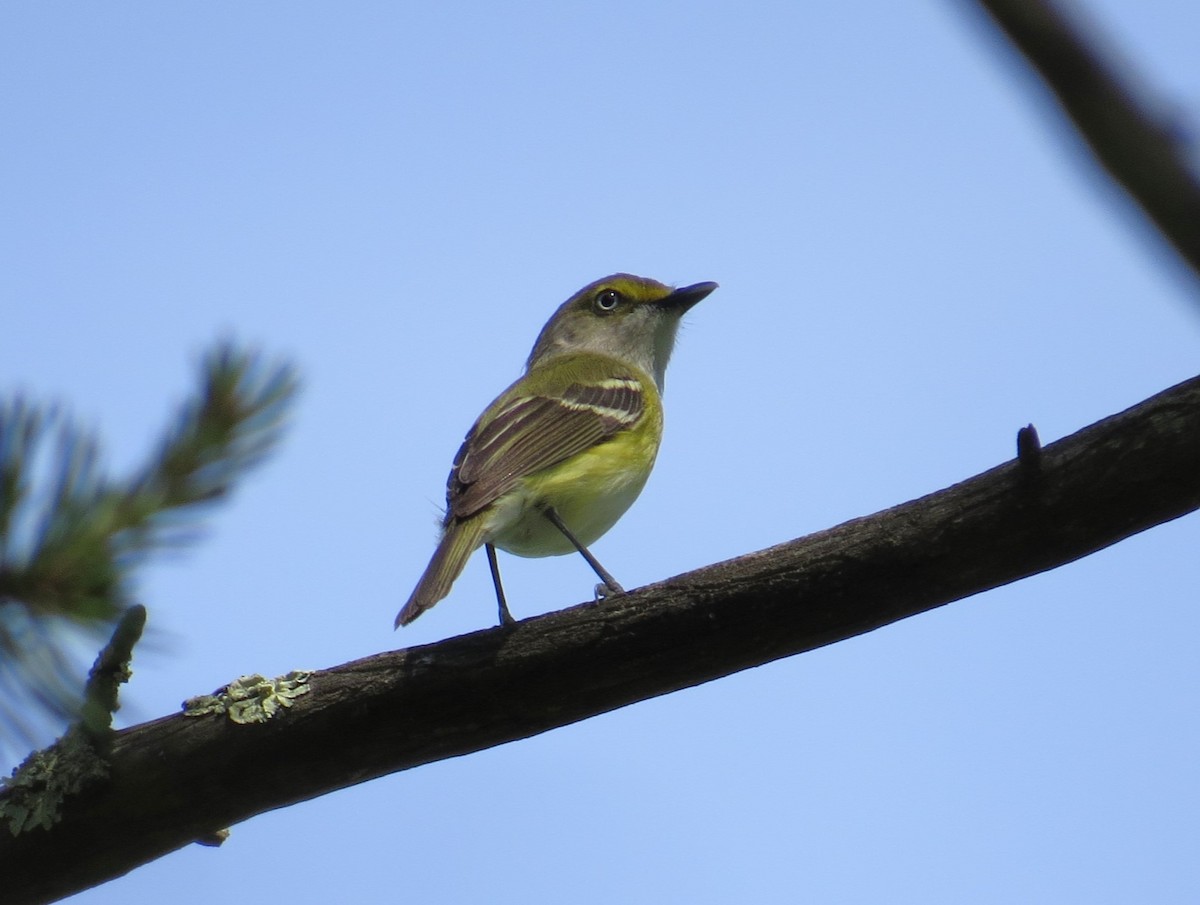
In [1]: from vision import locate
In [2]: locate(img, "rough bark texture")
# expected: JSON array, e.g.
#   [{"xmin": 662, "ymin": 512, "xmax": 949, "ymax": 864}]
[{"xmin": 3, "ymin": 374, "xmax": 1199, "ymax": 904}]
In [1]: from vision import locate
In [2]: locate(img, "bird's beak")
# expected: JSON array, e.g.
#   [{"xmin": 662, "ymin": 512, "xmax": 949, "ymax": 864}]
[{"xmin": 658, "ymin": 281, "xmax": 718, "ymax": 313}]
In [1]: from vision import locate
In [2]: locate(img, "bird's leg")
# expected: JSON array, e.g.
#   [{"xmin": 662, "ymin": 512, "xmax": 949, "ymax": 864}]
[
  {"xmin": 539, "ymin": 506, "xmax": 625, "ymax": 597},
  {"xmin": 486, "ymin": 543, "xmax": 516, "ymax": 625}
]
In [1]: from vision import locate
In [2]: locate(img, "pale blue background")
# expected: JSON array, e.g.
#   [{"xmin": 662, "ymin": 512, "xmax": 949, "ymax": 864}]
[{"xmin": 3, "ymin": 2, "xmax": 1199, "ymax": 902}]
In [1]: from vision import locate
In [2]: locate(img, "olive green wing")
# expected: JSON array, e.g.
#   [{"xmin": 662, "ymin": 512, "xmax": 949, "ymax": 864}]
[{"xmin": 447, "ymin": 374, "xmax": 645, "ymax": 520}]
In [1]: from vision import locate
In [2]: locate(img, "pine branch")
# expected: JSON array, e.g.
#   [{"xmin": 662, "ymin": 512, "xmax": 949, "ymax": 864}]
[
  {"xmin": 2, "ymin": 373, "xmax": 1198, "ymax": 904},
  {"xmin": 0, "ymin": 343, "xmax": 296, "ymax": 752}
]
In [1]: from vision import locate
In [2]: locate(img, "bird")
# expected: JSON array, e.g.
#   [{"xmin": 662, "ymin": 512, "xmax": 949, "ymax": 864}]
[{"xmin": 396, "ymin": 273, "xmax": 716, "ymax": 627}]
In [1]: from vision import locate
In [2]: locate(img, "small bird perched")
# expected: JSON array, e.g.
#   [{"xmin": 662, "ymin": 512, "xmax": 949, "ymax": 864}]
[{"xmin": 396, "ymin": 273, "xmax": 717, "ymax": 628}]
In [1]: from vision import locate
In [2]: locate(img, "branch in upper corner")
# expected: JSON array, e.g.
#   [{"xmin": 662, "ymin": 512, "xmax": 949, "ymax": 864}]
[{"xmin": 970, "ymin": 0, "xmax": 1200, "ymax": 288}]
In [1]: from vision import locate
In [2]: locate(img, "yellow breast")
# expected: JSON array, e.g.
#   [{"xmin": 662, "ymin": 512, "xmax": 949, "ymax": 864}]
[{"xmin": 488, "ymin": 400, "xmax": 663, "ymax": 558}]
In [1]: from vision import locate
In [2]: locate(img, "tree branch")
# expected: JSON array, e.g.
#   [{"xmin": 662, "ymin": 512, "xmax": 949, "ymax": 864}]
[
  {"xmin": 4, "ymin": 373, "xmax": 1199, "ymax": 903},
  {"xmin": 968, "ymin": 0, "xmax": 1200, "ymax": 287}
]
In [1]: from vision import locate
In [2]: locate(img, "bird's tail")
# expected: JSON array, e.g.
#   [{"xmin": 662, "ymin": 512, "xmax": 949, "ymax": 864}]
[{"xmin": 395, "ymin": 517, "xmax": 487, "ymax": 627}]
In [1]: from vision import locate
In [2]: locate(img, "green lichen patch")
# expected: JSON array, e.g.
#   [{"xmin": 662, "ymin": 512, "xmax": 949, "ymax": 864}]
[
  {"xmin": 0, "ymin": 729, "xmax": 109, "ymax": 835},
  {"xmin": 183, "ymin": 670, "xmax": 312, "ymax": 724}
]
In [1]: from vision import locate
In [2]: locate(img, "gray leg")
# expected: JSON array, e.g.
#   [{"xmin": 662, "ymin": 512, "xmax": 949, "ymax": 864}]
[
  {"xmin": 486, "ymin": 543, "xmax": 515, "ymax": 625},
  {"xmin": 540, "ymin": 506, "xmax": 625, "ymax": 596}
]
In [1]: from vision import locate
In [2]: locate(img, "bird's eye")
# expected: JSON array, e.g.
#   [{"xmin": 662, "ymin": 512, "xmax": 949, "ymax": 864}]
[{"xmin": 593, "ymin": 289, "xmax": 622, "ymax": 313}]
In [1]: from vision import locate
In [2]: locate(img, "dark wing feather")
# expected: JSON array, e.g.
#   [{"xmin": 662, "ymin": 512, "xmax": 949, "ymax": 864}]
[{"xmin": 447, "ymin": 378, "xmax": 644, "ymax": 520}]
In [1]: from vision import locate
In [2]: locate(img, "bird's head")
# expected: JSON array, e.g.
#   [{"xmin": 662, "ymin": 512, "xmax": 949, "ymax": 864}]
[{"xmin": 527, "ymin": 274, "xmax": 718, "ymax": 389}]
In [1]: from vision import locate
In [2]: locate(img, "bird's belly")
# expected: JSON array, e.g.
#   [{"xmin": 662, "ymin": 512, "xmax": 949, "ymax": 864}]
[{"xmin": 487, "ymin": 430, "xmax": 658, "ymax": 558}]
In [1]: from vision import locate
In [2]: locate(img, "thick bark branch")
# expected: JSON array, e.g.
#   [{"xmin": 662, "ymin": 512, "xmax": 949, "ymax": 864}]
[
  {"xmin": 4, "ymin": 374, "xmax": 1199, "ymax": 903},
  {"xmin": 969, "ymin": 0, "xmax": 1200, "ymax": 286}
]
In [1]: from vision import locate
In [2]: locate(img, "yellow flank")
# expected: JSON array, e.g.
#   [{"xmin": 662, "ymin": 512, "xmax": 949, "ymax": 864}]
[{"xmin": 489, "ymin": 373, "xmax": 663, "ymax": 558}]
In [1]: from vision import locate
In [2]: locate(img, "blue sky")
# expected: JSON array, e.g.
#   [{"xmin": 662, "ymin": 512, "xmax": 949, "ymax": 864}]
[{"xmin": 3, "ymin": 2, "xmax": 1199, "ymax": 902}]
